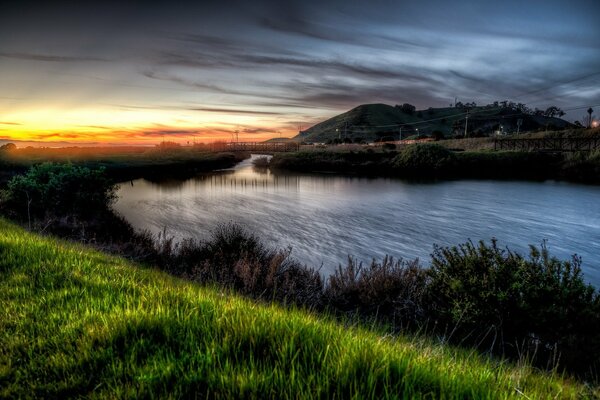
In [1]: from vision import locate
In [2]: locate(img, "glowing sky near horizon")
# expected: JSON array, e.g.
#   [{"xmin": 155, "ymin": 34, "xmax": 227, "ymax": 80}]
[{"xmin": 0, "ymin": 0, "xmax": 599, "ymax": 146}]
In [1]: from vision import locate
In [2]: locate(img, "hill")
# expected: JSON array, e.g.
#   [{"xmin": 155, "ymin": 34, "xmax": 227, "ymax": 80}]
[
  {"xmin": 0, "ymin": 218, "xmax": 591, "ymax": 398},
  {"xmin": 294, "ymin": 103, "xmax": 572, "ymax": 143}
]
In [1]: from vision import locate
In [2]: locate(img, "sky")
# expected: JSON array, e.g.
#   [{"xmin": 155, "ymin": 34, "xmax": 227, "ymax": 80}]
[{"xmin": 1, "ymin": 0, "xmax": 599, "ymax": 146}]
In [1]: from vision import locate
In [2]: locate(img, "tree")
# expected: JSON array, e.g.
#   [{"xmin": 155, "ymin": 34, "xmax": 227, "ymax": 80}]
[
  {"xmin": 398, "ymin": 103, "xmax": 416, "ymax": 115},
  {"xmin": 3, "ymin": 163, "xmax": 116, "ymax": 221},
  {"xmin": 432, "ymin": 130, "xmax": 445, "ymax": 141},
  {"xmin": 581, "ymin": 112, "xmax": 596, "ymax": 128},
  {"xmin": 544, "ymin": 106, "xmax": 565, "ymax": 118},
  {"xmin": 0, "ymin": 143, "xmax": 16, "ymax": 151}
]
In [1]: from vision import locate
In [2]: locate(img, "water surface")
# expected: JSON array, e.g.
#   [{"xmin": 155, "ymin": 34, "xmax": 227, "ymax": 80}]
[{"xmin": 114, "ymin": 155, "xmax": 600, "ymax": 285}]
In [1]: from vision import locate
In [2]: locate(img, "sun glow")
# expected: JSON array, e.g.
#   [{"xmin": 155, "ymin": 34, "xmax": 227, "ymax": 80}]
[{"xmin": 0, "ymin": 106, "xmax": 289, "ymax": 146}]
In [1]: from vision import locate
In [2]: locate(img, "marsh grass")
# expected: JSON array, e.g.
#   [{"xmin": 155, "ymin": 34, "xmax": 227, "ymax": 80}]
[
  {"xmin": 0, "ymin": 218, "xmax": 595, "ymax": 399},
  {"xmin": 270, "ymin": 145, "xmax": 600, "ymax": 183}
]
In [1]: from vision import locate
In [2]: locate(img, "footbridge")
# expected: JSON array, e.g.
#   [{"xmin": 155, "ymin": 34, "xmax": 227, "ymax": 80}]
[
  {"xmin": 213, "ymin": 142, "xmax": 300, "ymax": 152},
  {"xmin": 494, "ymin": 137, "xmax": 600, "ymax": 152}
]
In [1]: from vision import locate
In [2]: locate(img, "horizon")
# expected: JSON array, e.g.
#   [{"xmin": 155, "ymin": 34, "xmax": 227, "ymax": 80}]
[{"xmin": 1, "ymin": 0, "xmax": 599, "ymax": 146}]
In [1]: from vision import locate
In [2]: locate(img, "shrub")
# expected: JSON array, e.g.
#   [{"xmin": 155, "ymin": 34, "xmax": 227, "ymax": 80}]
[
  {"xmin": 252, "ymin": 156, "xmax": 270, "ymax": 169},
  {"xmin": 393, "ymin": 144, "xmax": 456, "ymax": 176},
  {"xmin": 0, "ymin": 143, "xmax": 17, "ymax": 151},
  {"xmin": 2, "ymin": 163, "xmax": 116, "ymax": 221},
  {"xmin": 454, "ymin": 151, "xmax": 562, "ymax": 180},
  {"xmin": 325, "ymin": 256, "xmax": 428, "ymax": 328},
  {"xmin": 160, "ymin": 224, "xmax": 324, "ymax": 308},
  {"xmin": 428, "ymin": 240, "xmax": 600, "ymax": 374}
]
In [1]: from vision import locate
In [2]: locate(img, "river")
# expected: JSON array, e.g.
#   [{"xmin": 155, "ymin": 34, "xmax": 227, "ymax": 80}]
[{"xmin": 113, "ymin": 154, "xmax": 600, "ymax": 285}]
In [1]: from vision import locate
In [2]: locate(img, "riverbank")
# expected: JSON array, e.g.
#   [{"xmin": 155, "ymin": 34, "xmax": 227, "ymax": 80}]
[
  {"xmin": 269, "ymin": 145, "xmax": 600, "ymax": 184},
  {"xmin": 0, "ymin": 218, "xmax": 593, "ymax": 399},
  {"xmin": 2, "ymin": 156, "xmax": 600, "ymax": 384},
  {"xmin": 0, "ymin": 146, "xmax": 249, "ymax": 184}
]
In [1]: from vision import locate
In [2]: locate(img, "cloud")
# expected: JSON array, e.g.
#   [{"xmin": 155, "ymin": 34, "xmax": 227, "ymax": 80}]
[
  {"xmin": 0, "ymin": 52, "xmax": 109, "ymax": 62},
  {"xmin": 241, "ymin": 127, "xmax": 280, "ymax": 134},
  {"xmin": 0, "ymin": 121, "xmax": 22, "ymax": 125},
  {"xmin": 141, "ymin": 70, "xmax": 250, "ymax": 95},
  {"xmin": 258, "ymin": 15, "xmax": 422, "ymax": 51},
  {"xmin": 191, "ymin": 107, "xmax": 283, "ymax": 115}
]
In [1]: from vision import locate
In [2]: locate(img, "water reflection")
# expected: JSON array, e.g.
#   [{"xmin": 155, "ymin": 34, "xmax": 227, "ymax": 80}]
[{"xmin": 114, "ymin": 154, "xmax": 600, "ymax": 285}]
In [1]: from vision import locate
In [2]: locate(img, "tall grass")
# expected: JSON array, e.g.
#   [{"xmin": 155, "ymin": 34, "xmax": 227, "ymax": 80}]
[
  {"xmin": 0, "ymin": 218, "xmax": 594, "ymax": 398},
  {"xmin": 270, "ymin": 145, "xmax": 600, "ymax": 183}
]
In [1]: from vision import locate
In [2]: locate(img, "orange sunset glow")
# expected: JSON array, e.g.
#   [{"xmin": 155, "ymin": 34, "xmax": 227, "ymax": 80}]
[{"xmin": 0, "ymin": 106, "xmax": 301, "ymax": 146}]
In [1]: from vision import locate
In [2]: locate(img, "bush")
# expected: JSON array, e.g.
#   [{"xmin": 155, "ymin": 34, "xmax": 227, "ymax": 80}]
[
  {"xmin": 252, "ymin": 156, "xmax": 270, "ymax": 169},
  {"xmin": 0, "ymin": 143, "xmax": 16, "ymax": 151},
  {"xmin": 393, "ymin": 144, "xmax": 456, "ymax": 176},
  {"xmin": 160, "ymin": 224, "xmax": 324, "ymax": 308},
  {"xmin": 325, "ymin": 256, "xmax": 428, "ymax": 328},
  {"xmin": 428, "ymin": 240, "xmax": 600, "ymax": 374},
  {"xmin": 2, "ymin": 163, "xmax": 116, "ymax": 221},
  {"xmin": 454, "ymin": 151, "xmax": 562, "ymax": 180}
]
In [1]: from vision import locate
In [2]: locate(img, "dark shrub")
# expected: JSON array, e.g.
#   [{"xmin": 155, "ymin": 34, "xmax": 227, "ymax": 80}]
[
  {"xmin": 0, "ymin": 143, "xmax": 17, "ymax": 151},
  {"xmin": 325, "ymin": 256, "xmax": 428, "ymax": 328},
  {"xmin": 252, "ymin": 156, "xmax": 270, "ymax": 169},
  {"xmin": 432, "ymin": 130, "xmax": 444, "ymax": 140},
  {"xmin": 454, "ymin": 151, "xmax": 562, "ymax": 180},
  {"xmin": 162, "ymin": 223, "xmax": 324, "ymax": 308},
  {"xmin": 2, "ymin": 163, "xmax": 116, "ymax": 221},
  {"xmin": 428, "ymin": 240, "xmax": 600, "ymax": 374},
  {"xmin": 393, "ymin": 144, "xmax": 456, "ymax": 176},
  {"xmin": 382, "ymin": 143, "xmax": 396, "ymax": 151}
]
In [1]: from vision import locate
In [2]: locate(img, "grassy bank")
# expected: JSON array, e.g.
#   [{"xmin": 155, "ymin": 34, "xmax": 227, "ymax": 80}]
[
  {"xmin": 270, "ymin": 145, "xmax": 600, "ymax": 184},
  {"xmin": 0, "ymin": 146, "xmax": 248, "ymax": 184},
  {"xmin": 0, "ymin": 219, "xmax": 594, "ymax": 398}
]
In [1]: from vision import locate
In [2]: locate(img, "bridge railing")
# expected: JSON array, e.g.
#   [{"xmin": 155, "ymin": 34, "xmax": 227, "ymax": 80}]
[
  {"xmin": 494, "ymin": 137, "xmax": 600, "ymax": 152},
  {"xmin": 211, "ymin": 142, "xmax": 300, "ymax": 152}
]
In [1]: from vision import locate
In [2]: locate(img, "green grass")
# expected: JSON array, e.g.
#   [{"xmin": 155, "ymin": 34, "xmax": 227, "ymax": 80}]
[
  {"xmin": 0, "ymin": 219, "xmax": 594, "ymax": 399},
  {"xmin": 0, "ymin": 147, "xmax": 247, "ymax": 184}
]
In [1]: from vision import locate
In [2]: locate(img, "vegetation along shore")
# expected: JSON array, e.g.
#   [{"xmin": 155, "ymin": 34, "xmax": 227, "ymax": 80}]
[
  {"xmin": 1, "ymin": 151, "xmax": 600, "ymax": 397},
  {"xmin": 1, "ymin": 218, "xmax": 596, "ymax": 398},
  {"xmin": 269, "ymin": 127, "xmax": 600, "ymax": 184}
]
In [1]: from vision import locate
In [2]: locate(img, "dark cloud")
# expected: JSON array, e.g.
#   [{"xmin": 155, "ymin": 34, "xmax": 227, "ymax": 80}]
[
  {"xmin": 191, "ymin": 107, "xmax": 284, "ymax": 115},
  {"xmin": 76, "ymin": 125, "xmax": 113, "ymax": 129},
  {"xmin": 258, "ymin": 15, "xmax": 423, "ymax": 51},
  {"xmin": 140, "ymin": 70, "xmax": 226, "ymax": 92},
  {"xmin": 242, "ymin": 127, "xmax": 280, "ymax": 134},
  {"xmin": 0, "ymin": 137, "xmax": 101, "ymax": 147},
  {"xmin": 0, "ymin": 52, "xmax": 109, "ymax": 62}
]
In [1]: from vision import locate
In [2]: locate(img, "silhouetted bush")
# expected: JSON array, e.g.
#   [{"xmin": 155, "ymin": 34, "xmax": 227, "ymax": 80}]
[
  {"xmin": 393, "ymin": 144, "xmax": 456, "ymax": 176},
  {"xmin": 325, "ymin": 256, "xmax": 428, "ymax": 328},
  {"xmin": 156, "ymin": 224, "xmax": 324, "ymax": 308},
  {"xmin": 252, "ymin": 156, "xmax": 270, "ymax": 169},
  {"xmin": 428, "ymin": 240, "xmax": 600, "ymax": 374},
  {"xmin": 454, "ymin": 151, "xmax": 562, "ymax": 180},
  {"xmin": 2, "ymin": 162, "xmax": 116, "ymax": 221}
]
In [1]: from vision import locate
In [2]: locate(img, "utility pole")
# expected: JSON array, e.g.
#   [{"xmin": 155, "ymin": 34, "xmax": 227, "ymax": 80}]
[
  {"xmin": 464, "ymin": 110, "xmax": 469, "ymax": 138},
  {"xmin": 588, "ymin": 107, "xmax": 594, "ymax": 128},
  {"xmin": 399, "ymin": 126, "xmax": 402, "ymax": 141}
]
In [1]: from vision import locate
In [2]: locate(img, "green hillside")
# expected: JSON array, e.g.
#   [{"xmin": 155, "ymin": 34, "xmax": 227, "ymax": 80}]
[
  {"xmin": 295, "ymin": 103, "xmax": 572, "ymax": 143},
  {"xmin": 0, "ymin": 218, "xmax": 593, "ymax": 398}
]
